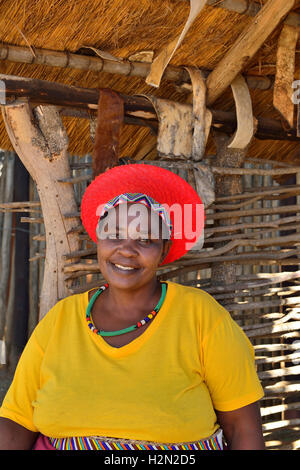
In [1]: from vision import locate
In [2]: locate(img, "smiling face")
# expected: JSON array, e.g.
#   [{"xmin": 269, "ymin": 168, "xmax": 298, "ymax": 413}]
[{"xmin": 96, "ymin": 203, "xmax": 172, "ymax": 290}]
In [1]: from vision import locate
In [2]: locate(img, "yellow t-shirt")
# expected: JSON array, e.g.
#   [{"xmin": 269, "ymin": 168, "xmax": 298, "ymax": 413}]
[{"xmin": 0, "ymin": 281, "xmax": 264, "ymax": 443}]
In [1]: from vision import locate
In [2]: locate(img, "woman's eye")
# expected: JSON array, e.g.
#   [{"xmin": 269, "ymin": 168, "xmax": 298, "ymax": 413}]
[
  {"xmin": 138, "ymin": 238, "xmax": 151, "ymax": 244},
  {"xmin": 106, "ymin": 234, "xmax": 152, "ymax": 243},
  {"xmin": 107, "ymin": 233, "xmax": 119, "ymax": 239}
]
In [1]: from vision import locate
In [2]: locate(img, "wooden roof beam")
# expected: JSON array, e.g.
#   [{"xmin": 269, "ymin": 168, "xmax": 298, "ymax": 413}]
[
  {"xmin": 0, "ymin": 44, "xmax": 272, "ymax": 92},
  {"xmin": 0, "ymin": 73, "xmax": 299, "ymax": 142},
  {"xmin": 206, "ymin": 0, "xmax": 300, "ymax": 27},
  {"xmin": 207, "ymin": 0, "xmax": 260, "ymax": 16},
  {"xmin": 206, "ymin": 0, "xmax": 296, "ymax": 105}
]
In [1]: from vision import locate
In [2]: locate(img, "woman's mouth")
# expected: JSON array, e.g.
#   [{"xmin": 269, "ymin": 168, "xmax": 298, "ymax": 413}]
[{"xmin": 109, "ymin": 261, "xmax": 140, "ymax": 273}]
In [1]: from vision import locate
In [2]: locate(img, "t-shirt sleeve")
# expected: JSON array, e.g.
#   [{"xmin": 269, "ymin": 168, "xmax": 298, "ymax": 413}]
[
  {"xmin": 0, "ymin": 301, "xmax": 59, "ymax": 432},
  {"xmin": 202, "ymin": 311, "xmax": 264, "ymax": 412},
  {"xmin": 0, "ymin": 331, "xmax": 43, "ymax": 432}
]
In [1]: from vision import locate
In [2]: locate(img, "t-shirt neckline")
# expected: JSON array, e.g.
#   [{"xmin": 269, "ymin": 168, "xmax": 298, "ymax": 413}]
[{"xmin": 82, "ymin": 280, "xmax": 172, "ymax": 357}]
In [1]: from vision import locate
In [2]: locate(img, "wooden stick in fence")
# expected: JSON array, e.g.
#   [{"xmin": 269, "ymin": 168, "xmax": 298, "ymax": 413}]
[
  {"xmin": 260, "ymin": 402, "xmax": 300, "ymax": 417},
  {"xmin": 183, "ymin": 248, "xmax": 300, "ymax": 265},
  {"xmin": 204, "ymin": 220, "xmax": 281, "ymax": 235},
  {"xmin": 254, "ymin": 343, "xmax": 300, "ymax": 352},
  {"xmin": 63, "ymin": 248, "xmax": 97, "ymax": 259},
  {"xmin": 215, "ymin": 184, "xmax": 300, "ymax": 202},
  {"xmin": 204, "ymin": 232, "xmax": 300, "ymax": 248},
  {"xmin": 64, "ymin": 270, "xmax": 96, "ymax": 281},
  {"xmin": 58, "ymin": 175, "xmax": 91, "ymax": 184},
  {"xmin": 262, "ymin": 418, "xmax": 300, "ymax": 432},
  {"xmin": 182, "ymin": 270, "xmax": 300, "ymax": 286},
  {"xmin": 264, "ymin": 381, "xmax": 300, "ymax": 396},
  {"xmin": 68, "ymin": 279, "xmax": 106, "ymax": 295},
  {"xmin": 205, "ymin": 214, "xmax": 300, "ymax": 234},
  {"xmin": 256, "ymin": 353, "xmax": 300, "ymax": 366},
  {"xmin": 0, "ymin": 201, "xmax": 41, "ymax": 209},
  {"xmin": 246, "ymin": 321, "xmax": 300, "ymax": 338},
  {"xmin": 258, "ymin": 365, "xmax": 300, "ymax": 381},
  {"xmin": 20, "ymin": 217, "xmax": 44, "ymax": 224},
  {"xmin": 213, "ymin": 191, "xmax": 300, "ymax": 210},
  {"xmin": 29, "ymin": 253, "xmax": 45, "ymax": 262},
  {"xmin": 63, "ymin": 262, "xmax": 99, "ymax": 273},
  {"xmin": 159, "ymin": 258, "xmax": 300, "ymax": 281},
  {"xmin": 206, "ymin": 204, "xmax": 300, "ymax": 221},
  {"xmin": 225, "ymin": 297, "xmax": 300, "ymax": 311},
  {"xmin": 213, "ymin": 285, "xmax": 300, "ymax": 300}
]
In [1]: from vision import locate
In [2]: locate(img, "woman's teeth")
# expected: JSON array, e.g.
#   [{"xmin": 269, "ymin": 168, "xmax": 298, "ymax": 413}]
[{"xmin": 114, "ymin": 263, "xmax": 135, "ymax": 271}]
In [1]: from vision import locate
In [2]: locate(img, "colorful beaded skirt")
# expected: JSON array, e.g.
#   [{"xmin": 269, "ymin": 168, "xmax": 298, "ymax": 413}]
[{"xmin": 48, "ymin": 429, "xmax": 224, "ymax": 450}]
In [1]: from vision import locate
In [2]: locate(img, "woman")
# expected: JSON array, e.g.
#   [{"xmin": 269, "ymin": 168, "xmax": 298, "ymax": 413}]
[{"xmin": 0, "ymin": 164, "xmax": 265, "ymax": 450}]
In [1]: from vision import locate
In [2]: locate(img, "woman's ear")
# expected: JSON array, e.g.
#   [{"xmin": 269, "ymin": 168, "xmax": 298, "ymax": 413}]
[{"xmin": 160, "ymin": 240, "xmax": 172, "ymax": 264}]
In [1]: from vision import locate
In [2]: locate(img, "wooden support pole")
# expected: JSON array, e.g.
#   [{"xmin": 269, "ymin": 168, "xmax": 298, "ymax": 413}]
[
  {"xmin": 206, "ymin": 0, "xmax": 295, "ymax": 105},
  {"xmin": 0, "ymin": 152, "xmax": 14, "ymax": 340},
  {"xmin": 7, "ymin": 157, "xmax": 29, "ymax": 369},
  {"xmin": 210, "ymin": 132, "xmax": 247, "ymax": 287},
  {"xmin": 1, "ymin": 101, "xmax": 81, "ymax": 319}
]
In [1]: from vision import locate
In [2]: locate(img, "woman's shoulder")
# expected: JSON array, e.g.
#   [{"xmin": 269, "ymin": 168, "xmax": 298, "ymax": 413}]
[
  {"xmin": 166, "ymin": 280, "xmax": 223, "ymax": 305},
  {"xmin": 48, "ymin": 290, "xmax": 87, "ymax": 312},
  {"xmin": 166, "ymin": 281, "xmax": 230, "ymax": 327},
  {"xmin": 32, "ymin": 290, "xmax": 89, "ymax": 343},
  {"xmin": 36, "ymin": 290, "xmax": 88, "ymax": 327}
]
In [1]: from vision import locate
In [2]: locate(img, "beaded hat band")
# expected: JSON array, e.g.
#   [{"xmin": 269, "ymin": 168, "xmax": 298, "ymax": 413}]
[{"xmin": 97, "ymin": 192, "xmax": 173, "ymax": 239}]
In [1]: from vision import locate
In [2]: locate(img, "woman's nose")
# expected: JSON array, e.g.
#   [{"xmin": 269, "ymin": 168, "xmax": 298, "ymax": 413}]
[{"xmin": 117, "ymin": 238, "xmax": 139, "ymax": 257}]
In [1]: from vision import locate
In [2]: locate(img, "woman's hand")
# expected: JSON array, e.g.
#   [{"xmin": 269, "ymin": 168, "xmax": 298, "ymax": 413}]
[
  {"xmin": 0, "ymin": 417, "xmax": 38, "ymax": 450},
  {"xmin": 215, "ymin": 401, "xmax": 265, "ymax": 450}
]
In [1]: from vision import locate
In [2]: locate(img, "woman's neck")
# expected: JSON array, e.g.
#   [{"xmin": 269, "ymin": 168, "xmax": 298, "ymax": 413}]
[{"xmin": 103, "ymin": 278, "xmax": 162, "ymax": 321}]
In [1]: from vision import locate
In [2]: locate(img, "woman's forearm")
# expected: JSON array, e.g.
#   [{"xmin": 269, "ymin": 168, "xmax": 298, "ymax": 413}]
[
  {"xmin": 216, "ymin": 402, "xmax": 265, "ymax": 451},
  {"xmin": 226, "ymin": 429, "xmax": 265, "ymax": 450}
]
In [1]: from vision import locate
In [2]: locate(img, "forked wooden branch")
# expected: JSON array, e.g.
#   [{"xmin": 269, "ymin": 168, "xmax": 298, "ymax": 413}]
[{"xmin": 1, "ymin": 101, "xmax": 80, "ymax": 319}]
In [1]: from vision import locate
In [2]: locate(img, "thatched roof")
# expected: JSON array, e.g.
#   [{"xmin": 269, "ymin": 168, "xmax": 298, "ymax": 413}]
[{"xmin": 1, "ymin": 0, "xmax": 300, "ymax": 164}]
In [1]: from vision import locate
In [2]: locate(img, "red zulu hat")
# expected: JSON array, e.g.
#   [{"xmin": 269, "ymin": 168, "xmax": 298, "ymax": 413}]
[{"xmin": 81, "ymin": 164, "xmax": 204, "ymax": 265}]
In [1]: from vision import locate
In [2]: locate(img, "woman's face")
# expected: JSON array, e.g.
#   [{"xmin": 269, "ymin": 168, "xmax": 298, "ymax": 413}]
[{"xmin": 96, "ymin": 203, "xmax": 172, "ymax": 290}]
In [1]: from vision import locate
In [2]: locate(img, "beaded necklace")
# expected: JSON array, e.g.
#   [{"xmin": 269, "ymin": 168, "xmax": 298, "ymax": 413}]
[{"xmin": 86, "ymin": 282, "xmax": 167, "ymax": 337}]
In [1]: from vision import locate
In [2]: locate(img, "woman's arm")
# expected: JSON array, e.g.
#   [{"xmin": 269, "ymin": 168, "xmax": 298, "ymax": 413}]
[
  {"xmin": 215, "ymin": 401, "xmax": 265, "ymax": 450},
  {"xmin": 0, "ymin": 417, "xmax": 38, "ymax": 450}
]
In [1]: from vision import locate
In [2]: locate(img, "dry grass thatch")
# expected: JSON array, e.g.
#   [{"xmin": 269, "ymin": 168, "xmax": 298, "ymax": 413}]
[{"xmin": 0, "ymin": 0, "xmax": 299, "ymax": 162}]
